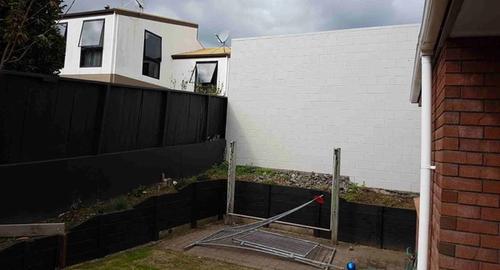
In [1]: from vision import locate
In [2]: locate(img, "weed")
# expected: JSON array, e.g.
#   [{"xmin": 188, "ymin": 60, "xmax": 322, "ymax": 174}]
[
  {"xmin": 97, "ymin": 196, "xmax": 130, "ymax": 213},
  {"xmin": 130, "ymin": 185, "xmax": 147, "ymax": 197},
  {"xmin": 262, "ymin": 179, "xmax": 275, "ymax": 185},
  {"xmin": 342, "ymin": 182, "xmax": 364, "ymax": 202},
  {"xmin": 174, "ymin": 176, "xmax": 197, "ymax": 191}
]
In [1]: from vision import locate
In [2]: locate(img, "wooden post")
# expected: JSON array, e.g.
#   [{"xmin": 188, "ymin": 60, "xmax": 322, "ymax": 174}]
[
  {"xmin": 225, "ymin": 141, "xmax": 236, "ymax": 225},
  {"xmin": 331, "ymin": 148, "xmax": 341, "ymax": 244},
  {"xmin": 57, "ymin": 234, "xmax": 67, "ymax": 269}
]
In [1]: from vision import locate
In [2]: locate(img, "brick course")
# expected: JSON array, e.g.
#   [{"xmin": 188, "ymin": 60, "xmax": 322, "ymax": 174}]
[{"xmin": 430, "ymin": 37, "xmax": 500, "ymax": 269}]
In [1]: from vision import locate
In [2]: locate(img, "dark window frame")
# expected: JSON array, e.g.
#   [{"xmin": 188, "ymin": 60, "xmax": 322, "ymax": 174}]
[
  {"xmin": 79, "ymin": 19, "xmax": 105, "ymax": 68},
  {"xmin": 142, "ymin": 30, "xmax": 162, "ymax": 79},
  {"xmin": 194, "ymin": 61, "xmax": 218, "ymax": 89}
]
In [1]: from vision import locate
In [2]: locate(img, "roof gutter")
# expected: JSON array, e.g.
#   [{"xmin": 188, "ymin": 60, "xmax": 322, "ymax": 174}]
[{"xmin": 410, "ymin": 0, "xmax": 451, "ymax": 103}]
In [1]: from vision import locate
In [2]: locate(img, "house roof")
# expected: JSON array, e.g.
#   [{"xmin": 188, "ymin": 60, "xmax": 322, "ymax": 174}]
[
  {"xmin": 60, "ymin": 8, "xmax": 198, "ymax": 29},
  {"xmin": 410, "ymin": 0, "xmax": 500, "ymax": 103},
  {"xmin": 171, "ymin": 47, "xmax": 231, "ymax": 59}
]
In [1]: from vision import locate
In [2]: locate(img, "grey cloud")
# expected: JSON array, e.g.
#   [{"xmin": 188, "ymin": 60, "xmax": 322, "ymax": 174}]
[{"xmin": 65, "ymin": 0, "xmax": 424, "ymax": 47}]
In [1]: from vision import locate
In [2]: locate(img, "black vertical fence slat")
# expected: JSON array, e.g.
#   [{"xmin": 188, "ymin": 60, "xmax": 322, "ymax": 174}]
[
  {"xmin": 0, "ymin": 71, "xmax": 228, "ymax": 164},
  {"xmin": 160, "ymin": 91, "xmax": 170, "ymax": 147},
  {"xmin": 96, "ymin": 85, "xmax": 111, "ymax": 154}
]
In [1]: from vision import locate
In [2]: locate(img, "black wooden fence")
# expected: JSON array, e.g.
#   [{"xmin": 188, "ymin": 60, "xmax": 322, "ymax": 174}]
[
  {"xmin": 0, "ymin": 180, "xmax": 227, "ymax": 269},
  {"xmin": 0, "ymin": 181, "xmax": 416, "ymax": 270},
  {"xmin": 0, "ymin": 71, "xmax": 227, "ymax": 223},
  {"xmin": 234, "ymin": 181, "xmax": 417, "ymax": 251}
]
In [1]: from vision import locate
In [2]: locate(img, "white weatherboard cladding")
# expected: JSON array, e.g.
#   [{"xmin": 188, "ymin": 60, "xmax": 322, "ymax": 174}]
[
  {"xmin": 59, "ymin": 14, "xmax": 115, "ymax": 75},
  {"xmin": 113, "ymin": 14, "xmax": 202, "ymax": 88},
  {"xmin": 227, "ymin": 24, "xmax": 421, "ymax": 192}
]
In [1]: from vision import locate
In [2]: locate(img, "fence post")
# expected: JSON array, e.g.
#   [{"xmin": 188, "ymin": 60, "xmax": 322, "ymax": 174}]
[
  {"xmin": 331, "ymin": 148, "xmax": 341, "ymax": 244},
  {"xmin": 190, "ymin": 183, "xmax": 198, "ymax": 228},
  {"xmin": 57, "ymin": 234, "xmax": 67, "ymax": 269},
  {"xmin": 225, "ymin": 141, "xmax": 236, "ymax": 225}
]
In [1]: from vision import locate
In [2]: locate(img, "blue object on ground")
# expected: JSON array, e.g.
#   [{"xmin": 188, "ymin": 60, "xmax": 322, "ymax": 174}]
[{"xmin": 346, "ymin": 261, "xmax": 356, "ymax": 270}]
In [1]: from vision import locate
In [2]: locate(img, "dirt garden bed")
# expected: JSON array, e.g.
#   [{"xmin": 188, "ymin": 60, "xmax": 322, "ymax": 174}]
[{"xmin": 202, "ymin": 162, "xmax": 417, "ymax": 209}]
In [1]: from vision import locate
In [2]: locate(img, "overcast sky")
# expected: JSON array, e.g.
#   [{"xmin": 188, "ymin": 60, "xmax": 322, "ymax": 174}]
[{"xmin": 65, "ymin": 0, "xmax": 424, "ymax": 47}]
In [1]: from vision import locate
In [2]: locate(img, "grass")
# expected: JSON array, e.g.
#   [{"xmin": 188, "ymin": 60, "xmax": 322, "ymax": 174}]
[
  {"xmin": 204, "ymin": 161, "xmax": 276, "ymax": 180},
  {"xmin": 204, "ymin": 162, "xmax": 415, "ymax": 209},
  {"xmin": 69, "ymin": 246, "xmax": 255, "ymax": 270}
]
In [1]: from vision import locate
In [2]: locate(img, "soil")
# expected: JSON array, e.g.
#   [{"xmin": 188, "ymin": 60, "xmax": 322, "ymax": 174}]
[{"xmin": 203, "ymin": 162, "xmax": 417, "ymax": 209}]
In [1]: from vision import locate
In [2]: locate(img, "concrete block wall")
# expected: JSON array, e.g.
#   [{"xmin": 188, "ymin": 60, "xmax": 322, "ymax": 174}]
[
  {"xmin": 429, "ymin": 37, "xmax": 500, "ymax": 270},
  {"xmin": 226, "ymin": 24, "xmax": 421, "ymax": 192}
]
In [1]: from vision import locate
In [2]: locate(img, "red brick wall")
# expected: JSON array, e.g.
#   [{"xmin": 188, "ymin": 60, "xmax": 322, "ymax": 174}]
[{"xmin": 430, "ymin": 37, "xmax": 500, "ymax": 270}]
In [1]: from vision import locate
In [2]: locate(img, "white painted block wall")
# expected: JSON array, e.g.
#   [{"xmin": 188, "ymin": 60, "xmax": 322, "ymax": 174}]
[{"xmin": 226, "ymin": 24, "xmax": 421, "ymax": 192}]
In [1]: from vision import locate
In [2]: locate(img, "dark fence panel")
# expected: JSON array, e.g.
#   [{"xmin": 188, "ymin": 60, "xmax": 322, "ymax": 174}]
[
  {"xmin": 234, "ymin": 181, "xmax": 270, "ymax": 218},
  {"xmin": 0, "ymin": 140, "xmax": 225, "ymax": 223},
  {"xmin": 207, "ymin": 96, "xmax": 227, "ymax": 139},
  {"xmin": 0, "ymin": 180, "xmax": 415, "ymax": 269},
  {"xmin": 234, "ymin": 181, "xmax": 416, "ymax": 251},
  {"xmin": 0, "ymin": 71, "xmax": 227, "ymax": 164},
  {"xmin": 338, "ymin": 201, "xmax": 383, "ymax": 247},
  {"xmin": 0, "ymin": 236, "xmax": 60, "ymax": 270},
  {"xmin": 382, "ymin": 207, "xmax": 417, "ymax": 250},
  {"xmin": 66, "ymin": 180, "xmax": 226, "ymax": 266}
]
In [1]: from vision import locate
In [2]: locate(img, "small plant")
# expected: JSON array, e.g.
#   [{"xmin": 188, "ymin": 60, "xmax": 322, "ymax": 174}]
[
  {"xmin": 111, "ymin": 197, "xmax": 129, "ymax": 211},
  {"xmin": 342, "ymin": 182, "xmax": 364, "ymax": 202},
  {"xmin": 174, "ymin": 176, "xmax": 197, "ymax": 191},
  {"xmin": 194, "ymin": 83, "xmax": 223, "ymax": 96},
  {"xmin": 130, "ymin": 185, "xmax": 147, "ymax": 197},
  {"xmin": 180, "ymin": 79, "xmax": 188, "ymax": 91},
  {"xmin": 170, "ymin": 77, "xmax": 177, "ymax": 89},
  {"xmin": 262, "ymin": 179, "xmax": 275, "ymax": 185},
  {"xmin": 204, "ymin": 162, "xmax": 228, "ymax": 179}
]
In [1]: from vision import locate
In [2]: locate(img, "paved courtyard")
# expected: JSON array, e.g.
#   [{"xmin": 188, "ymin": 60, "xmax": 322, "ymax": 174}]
[{"xmin": 159, "ymin": 221, "xmax": 410, "ymax": 270}]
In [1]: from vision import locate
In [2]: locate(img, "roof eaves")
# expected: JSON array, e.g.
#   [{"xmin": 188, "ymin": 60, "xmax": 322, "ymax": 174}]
[
  {"xmin": 410, "ymin": 0, "xmax": 452, "ymax": 103},
  {"xmin": 60, "ymin": 8, "xmax": 198, "ymax": 29}
]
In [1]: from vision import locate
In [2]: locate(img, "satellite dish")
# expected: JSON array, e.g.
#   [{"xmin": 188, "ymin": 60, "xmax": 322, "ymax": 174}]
[
  {"xmin": 134, "ymin": 0, "xmax": 145, "ymax": 12},
  {"xmin": 215, "ymin": 31, "xmax": 230, "ymax": 47},
  {"xmin": 121, "ymin": 0, "xmax": 144, "ymax": 11}
]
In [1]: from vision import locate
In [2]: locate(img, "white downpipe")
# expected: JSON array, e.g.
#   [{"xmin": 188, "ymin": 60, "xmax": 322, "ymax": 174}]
[{"xmin": 417, "ymin": 55, "xmax": 432, "ymax": 270}]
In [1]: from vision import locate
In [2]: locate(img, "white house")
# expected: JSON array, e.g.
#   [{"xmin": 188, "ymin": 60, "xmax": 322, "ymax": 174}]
[
  {"xmin": 57, "ymin": 8, "xmax": 229, "ymax": 94},
  {"xmin": 171, "ymin": 47, "xmax": 230, "ymax": 95},
  {"xmin": 226, "ymin": 24, "xmax": 421, "ymax": 192}
]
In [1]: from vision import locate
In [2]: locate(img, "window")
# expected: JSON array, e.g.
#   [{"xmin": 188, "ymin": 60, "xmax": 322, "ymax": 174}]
[
  {"xmin": 56, "ymin": 23, "xmax": 68, "ymax": 65},
  {"xmin": 79, "ymin": 19, "xmax": 105, "ymax": 67},
  {"xmin": 142, "ymin": 31, "xmax": 162, "ymax": 79},
  {"xmin": 194, "ymin": 61, "xmax": 218, "ymax": 93}
]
